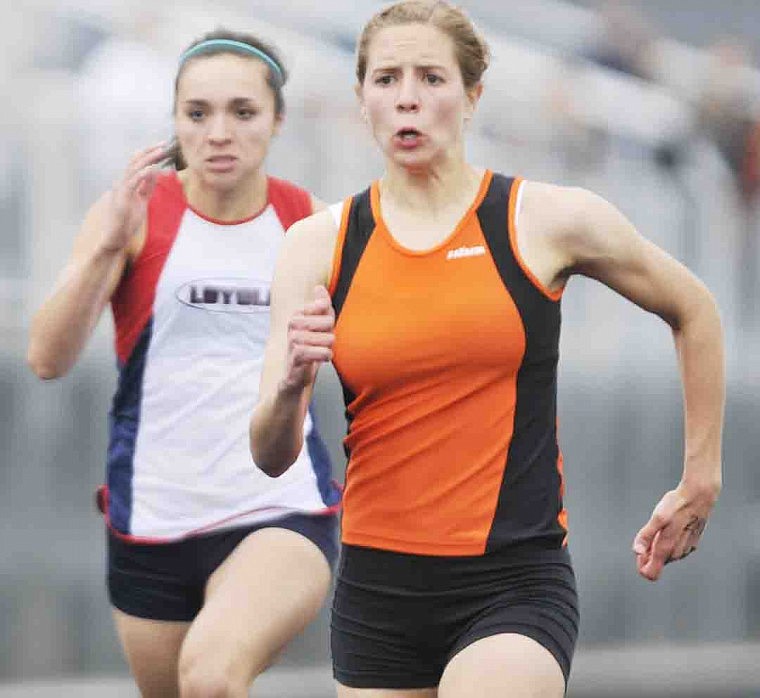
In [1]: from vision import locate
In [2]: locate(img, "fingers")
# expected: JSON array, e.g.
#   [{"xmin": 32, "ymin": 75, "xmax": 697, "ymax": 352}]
[
  {"xmin": 135, "ymin": 166, "xmax": 161, "ymax": 200},
  {"xmin": 124, "ymin": 146, "xmax": 168, "ymax": 191},
  {"xmin": 302, "ymin": 285, "xmax": 335, "ymax": 318},
  {"xmin": 632, "ymin": 515, "xmax": 660, "ymax": 557},
  {"xmin": 125, "ymin": 142, "xmax": 169, "ymax": 178},
  {"xmin": 633, "ymin": 496, "xmax": 708, "ymax": 581},
  {"xmin": 633, "ymin": 493, "xmax": 681, "ymax": 581},
  {"xmin": 645, "ymin": 524, "xmax": 681, "ymax": 579},
  {"xmin": 287, "ymin": 316, "xmax": 334, "ymax": 363},
  {"xmin": 282, "ymin": 288, "xmax": 335, "ymax": 391},
  {"xmin": 115, "ymin": 143, "xmax": 169, "ymax": 197},
  {"xmin": 287, "ymin": 286, "xmax": 335, "ymax": 346}
]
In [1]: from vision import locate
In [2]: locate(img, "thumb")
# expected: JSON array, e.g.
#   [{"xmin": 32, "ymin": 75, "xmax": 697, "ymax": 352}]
[
  {"xmin": 633, "ymin": 517, "xmax": 661, "ymax": 555},
  {"xmin": 313, "ymin": 285, "xmax": 331, "ymax": 302}
]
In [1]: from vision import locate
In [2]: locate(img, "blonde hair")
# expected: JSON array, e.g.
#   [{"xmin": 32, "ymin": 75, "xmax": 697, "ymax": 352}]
[{"xmin": 356, "ymin": 0, "xmax": 490, "ymax": 90}]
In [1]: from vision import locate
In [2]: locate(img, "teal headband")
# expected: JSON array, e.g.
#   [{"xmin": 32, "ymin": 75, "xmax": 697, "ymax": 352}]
[{"xmin": 179, "ymin": 39, "xmax": 284, "ymax": 84}]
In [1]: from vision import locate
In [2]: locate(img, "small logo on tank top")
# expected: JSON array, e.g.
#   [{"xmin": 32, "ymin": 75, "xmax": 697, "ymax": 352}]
[
  {"xmin": 176, "ymin": 278, "xmax": 270, "ymax": 313},
  {"xmin": 446, "ymin": 245, "xmax": 486, "ymax": 260}
]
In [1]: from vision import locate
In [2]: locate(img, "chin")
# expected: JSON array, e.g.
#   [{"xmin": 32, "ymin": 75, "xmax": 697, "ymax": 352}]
[
  {"xmin": 203, "ymin": 170, "xmax": 242, "ymax": 190},
  {"xmin": 395, "ymin": 153, "xmax": 438, "ymax": 174}
]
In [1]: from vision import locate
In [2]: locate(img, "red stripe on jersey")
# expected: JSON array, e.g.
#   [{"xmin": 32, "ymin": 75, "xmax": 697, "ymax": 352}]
[
  {"xmin": 111, "ymin": 173, "xmax": 186, "ymax": 364},
  {"xmin": 268, "ymin": 176, "xmax": 313, "ymax": 232}
]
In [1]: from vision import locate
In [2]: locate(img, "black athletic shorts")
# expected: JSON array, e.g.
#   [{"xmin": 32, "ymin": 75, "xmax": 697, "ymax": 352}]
[
  {"xmin": 331, "ymin": 542, "xmax": 578, "ymax": 690},
  {"xmin": 108, "ymin": 512, "xmax": 339, "ymax": 622}
]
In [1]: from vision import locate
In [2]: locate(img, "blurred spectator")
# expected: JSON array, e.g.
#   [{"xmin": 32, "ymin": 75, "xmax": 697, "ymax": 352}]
[
  {"xmin": 74, "ymin": 6, "xmax": 176, "ymax": 202},
  {"xmin": 585, "ymin": 0, "xmax": 659, "ymax": 82},
  {"xmin": 697, "ymin": 37, "xmax": 760, "ymax": 322},
  {"xmin": 697, "ymin": 38, "xmax": 759, "ymax": 201}
]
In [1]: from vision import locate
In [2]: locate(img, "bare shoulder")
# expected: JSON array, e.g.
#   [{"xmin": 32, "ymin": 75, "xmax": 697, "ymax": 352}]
[
  {"xmin": 279, "ymin": 207, "xmax": 340, "ymax": 288},
  {"xmin": 285, "ymin": 207, "xmax": 339, "ymax": 247},
  {"xmin": 523, "ymin": 180, "xmax": 628, "ymax": 255},
  {"xmin": 519, "ymin": 180, "xmax": 601, "ymax": 236}
]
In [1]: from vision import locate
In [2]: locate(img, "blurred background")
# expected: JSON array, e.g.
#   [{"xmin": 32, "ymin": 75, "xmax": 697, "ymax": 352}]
[{"xmin": 2, "ymin": 0, "xmax": 759, "ymax": 696}]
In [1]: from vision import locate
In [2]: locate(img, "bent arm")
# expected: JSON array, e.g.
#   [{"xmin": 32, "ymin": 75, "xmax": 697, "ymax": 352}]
[
  {"xmin": 563, "ymin": 188, "xmax": 724, "ymax": 489},
  {"xmin": 250, "ymin": 211, "xmax": 337, "ymax": 476},
  {"xmin": 551, "ymin": 187, "xmax": 724, "ymax": 579},
  {"xmin": 27, "ymin": 143, "xmax": 164, "ymax": 379},
  {"xmin": 27, "ymin": 194, "xmax": 132, "ymax": 379}
]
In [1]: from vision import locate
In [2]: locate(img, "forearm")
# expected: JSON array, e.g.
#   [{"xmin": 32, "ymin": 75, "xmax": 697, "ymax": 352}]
[
  {"xmin": 27, "ymin": 245, "xmax": 124, "ymax": 379},
  {"xmin": 673, "ymin": 288, "xmax": 724, "ymax": 493},
  {"xmin": 250, "ymin": 384, "xmax": 312, "ymax": 477}
]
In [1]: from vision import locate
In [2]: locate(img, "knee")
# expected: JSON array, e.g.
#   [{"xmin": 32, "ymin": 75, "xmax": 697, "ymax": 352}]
[{"xmin": 178, "ymin": 650, "xmax": 247, "ymax": 698}]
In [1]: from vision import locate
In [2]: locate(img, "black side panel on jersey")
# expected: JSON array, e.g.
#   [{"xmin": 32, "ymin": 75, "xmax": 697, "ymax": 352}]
[
  {"xmin": 332, "ymin": 188, "xmax": 375, "ymax": 320},
  {"xmin": 478, "ymin": 175, "xmax": 565, "ymax": 552},
  {"xmin": 331, "ymin": 187, "xmax": 375, "ymax": 457}
]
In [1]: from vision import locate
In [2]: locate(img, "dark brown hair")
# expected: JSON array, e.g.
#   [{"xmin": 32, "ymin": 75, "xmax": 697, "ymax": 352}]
[{"xmin": 167, "ymin": 28, "xmax": 288, "ymax": 169}]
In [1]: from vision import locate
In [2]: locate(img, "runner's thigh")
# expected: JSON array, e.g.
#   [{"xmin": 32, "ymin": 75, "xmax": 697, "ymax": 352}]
[
  {"xmin": 439, "ymin": 633, "xmax": 565, "ymax": 698},
  {"xmin": 179, "ymin": 526, "xmax": 332, "ymax": 687},
  {"xmin": 112, "ymin": 608, "xmax": 189, "ymax": 698}
]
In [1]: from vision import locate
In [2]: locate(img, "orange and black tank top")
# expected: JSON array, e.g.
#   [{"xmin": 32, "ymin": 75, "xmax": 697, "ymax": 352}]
[{"xmin": 328, "ymin": 171, "xmax": 567, "ymax": 557}]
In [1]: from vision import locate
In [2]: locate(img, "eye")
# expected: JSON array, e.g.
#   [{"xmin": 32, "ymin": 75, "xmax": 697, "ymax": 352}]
[
  {"xmin": 188, "ymin": 109, "xmax": 204, "ymax": 121},
  {"xmin": 375, "ymin": 74, "xmax": 394, "ymax": 86},
  {"xmin": 424, "ymin": 73, "xmax": 443, "ymax": 85},
  {"xmin": 236, "ymin": 108, "xmax": 256, "ymax": 119}
]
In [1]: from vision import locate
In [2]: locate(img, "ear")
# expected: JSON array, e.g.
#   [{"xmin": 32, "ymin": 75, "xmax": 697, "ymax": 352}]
[
  {"xmin": 355, "ymin": 83, "xmax": 368, "ymax": 122},
  {"xmin": 272, "ymin": 112, "xmax": 284, "ymax": 136},
  {"xmin": 464, "ymin": 82, "xmax": 484, "ymax": 121}
]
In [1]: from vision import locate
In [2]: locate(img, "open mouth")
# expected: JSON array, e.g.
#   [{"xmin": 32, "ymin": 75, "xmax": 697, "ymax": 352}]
[{"xmin": 396, "ymin": 128, "xmax": 421, "ymax": 142}]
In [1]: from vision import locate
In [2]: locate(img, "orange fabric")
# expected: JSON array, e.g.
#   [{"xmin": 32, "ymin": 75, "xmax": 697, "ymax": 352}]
[
  {"xmin": 328, "ymin": 197, "xmax": 353, "ymax": 296},
  {"xmin": 333, "ymin": 172, "xmax": 532, "ymax": 556},
  {"xmin": 556, "ymin": 448, "xmax": 568, "ymax": 545}
]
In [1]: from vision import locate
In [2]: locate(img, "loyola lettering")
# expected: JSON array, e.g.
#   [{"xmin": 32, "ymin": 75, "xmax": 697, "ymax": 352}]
[{"xmin": 188, "ymin": 285, "xmax": 270, "ymax": 307}]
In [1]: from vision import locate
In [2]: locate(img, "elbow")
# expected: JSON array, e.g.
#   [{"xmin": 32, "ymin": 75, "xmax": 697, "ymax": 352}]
[
  {"xmin": 249, "ymin": 427, "xmax": 301, "ymax": 478},
  {"xmin": 26, "ymin": 347, "xmax": 66, "ymax": 381},
  {"xmin": 249, "ymin": 396, "xmax": 307, "ymax": 477},
  {"xmin": 670, "ymin": 282, "xmax": 722, "ymax": 335},
  {"xmin": 255, "ymin": 460, "xmax": 290, "ymax": 478},
  {"xmin": 251, "ymin": 438, "xmax": 298, "ymax": 478}
]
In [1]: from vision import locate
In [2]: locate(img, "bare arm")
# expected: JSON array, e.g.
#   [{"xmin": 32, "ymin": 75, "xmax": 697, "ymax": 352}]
[
  {"xmin": 526, "ymin": 183, "xmax": 724, "ymax": 581},
  {"xmin": 250, "ymin": 210, "xmax": 338, "ymax": 476},
  {"xmin": 27, "ymin": 144, "xmax": 166, "ymax": 379}
]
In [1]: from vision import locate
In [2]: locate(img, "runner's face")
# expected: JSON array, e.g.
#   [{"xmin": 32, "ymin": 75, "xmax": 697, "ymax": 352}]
[
  {"xmin": 358, "ymin": 23, "xmax": 478, "ymax": 171},
  {"xmin": 175, "ymin": 53, "xmax": 281, "ymax": 188}
]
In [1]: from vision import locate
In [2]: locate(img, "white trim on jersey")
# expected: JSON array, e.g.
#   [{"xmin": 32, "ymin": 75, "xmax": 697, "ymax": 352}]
[
  {"xmin": 329, "ymin": 201, "xmax": 343, "ymax": 229},
  {"xmin": 514, "ymin": 179, "xmax": 525, "ymax": 230}
]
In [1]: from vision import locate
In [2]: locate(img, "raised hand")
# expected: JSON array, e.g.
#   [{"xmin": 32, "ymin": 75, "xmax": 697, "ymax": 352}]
[
  {"xmin": 632, "ymin": 479, "xmax": 719, "ymax": 581},
  {"xmin": 279, "ymin": 285, "xmax": 335, "ymax": 394},
  {"xmin": 100, "ymin": 143, "xmax": 168, "ymax": 253}
]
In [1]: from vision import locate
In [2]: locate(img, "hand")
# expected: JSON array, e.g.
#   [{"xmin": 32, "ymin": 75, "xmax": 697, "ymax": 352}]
[
  {"xmin": 100, "ymin": 142, "xmax": 168, "ymax": 253},
  {"xmin": 632, "ymin": 479, "xmax": 719, "ymax": 581},
  {"xmin": 279, "ymin": 286, "xmax": 335, "ymax": 394}
]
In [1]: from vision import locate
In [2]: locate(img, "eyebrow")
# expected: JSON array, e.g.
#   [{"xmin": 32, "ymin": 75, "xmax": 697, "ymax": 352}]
[
  {"xmin": 371, "ymin": 63, "xmax": 449, "ymax": 73},
  {"xmin": 181, "ymin": 97, "xmax": 259, "ymax": 106}
]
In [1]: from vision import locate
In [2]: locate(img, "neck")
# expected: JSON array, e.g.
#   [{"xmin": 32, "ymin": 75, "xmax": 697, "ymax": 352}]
[
  {"xmin": 381, "ymin": 151, "xmax": 480, "ymax": 214},
  {"xmin": 179, "ymin": 169, "xmax": 268, "ymax": 222}
]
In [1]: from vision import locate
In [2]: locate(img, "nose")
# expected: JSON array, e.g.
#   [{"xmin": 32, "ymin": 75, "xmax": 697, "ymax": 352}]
[
  {"xmin": 207, "ymin": 114, "xmax": 232, "ymax": 144},
  {"xmin": 396, "ymin": 76, "xmax": 420, "ymax": 113}
]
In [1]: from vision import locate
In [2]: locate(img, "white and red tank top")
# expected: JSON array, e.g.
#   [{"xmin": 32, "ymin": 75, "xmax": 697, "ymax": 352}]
[{"xmin": 104, "ymin": 172, "xmax": 340, "ymax": 541}]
